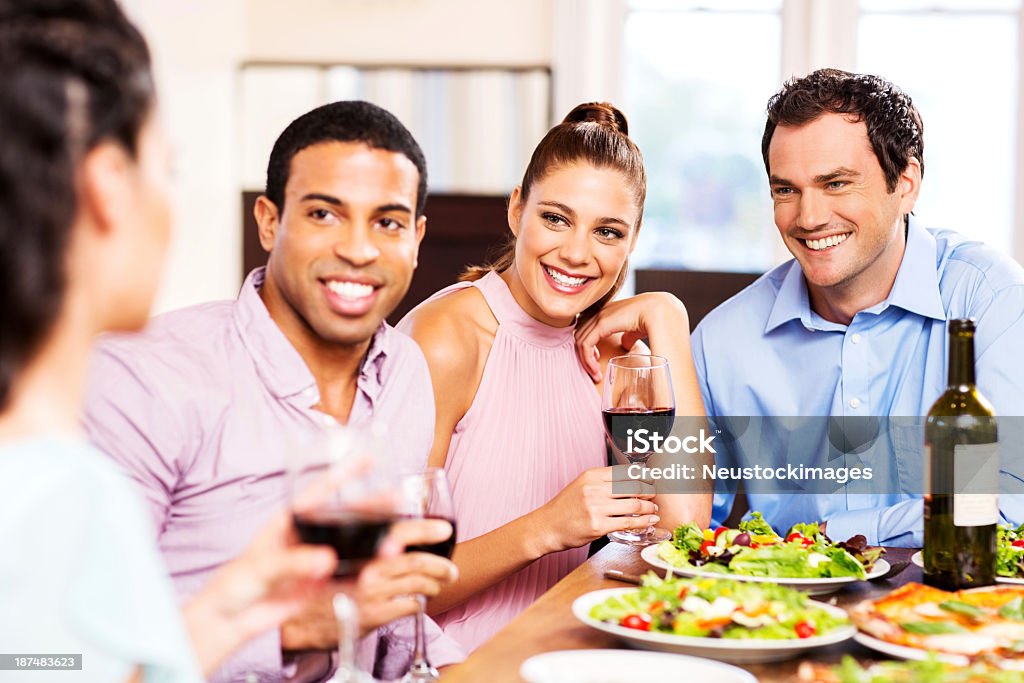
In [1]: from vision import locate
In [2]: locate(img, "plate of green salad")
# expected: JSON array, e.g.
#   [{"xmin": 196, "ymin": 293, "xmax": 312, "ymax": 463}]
[
  {"xmin": 641, "ymin": 512, "xmax": 889, "ymax": 595},
  {"xmin": 574, "ymin": 574, "xmax": 855, "ymax": 663},
  {"xmin": 911, "ymin": 523, "xmax": 1024, "ymax": 585}
]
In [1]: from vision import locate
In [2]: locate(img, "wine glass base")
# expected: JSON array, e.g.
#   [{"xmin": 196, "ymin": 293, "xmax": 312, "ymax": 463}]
[
  {"xmin": 608, "ymin": 528, "xmax": 670, "ymax": 546},
  {"xmin": 400, "ymin": 663, "xmax": 440, "ymax": 683},
  {"xmin": 331, "ymin": 670, "xmax": 376, "ymax": 683}
]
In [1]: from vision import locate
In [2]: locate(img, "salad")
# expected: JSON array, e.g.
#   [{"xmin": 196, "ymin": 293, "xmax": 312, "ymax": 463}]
[
  {"xmin": 800, "ymin": 655, "xmax": 1024, "ymax": 683},
  {"xmin": 657, "ymin": 512, "xmax": 884, "ymax": 580},
  {"xmin": 588, "ymin": 573, "xmax": 849, "ymax": 640},
  {"xmin": 999, "ymin": 523, "xmax": 1024, "ymax": 579}
]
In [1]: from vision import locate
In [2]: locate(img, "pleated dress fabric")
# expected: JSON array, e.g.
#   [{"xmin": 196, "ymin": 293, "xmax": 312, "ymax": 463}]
[{"xmin": 399, "ymin": 270, "xmax": 606, "ymax": 652}]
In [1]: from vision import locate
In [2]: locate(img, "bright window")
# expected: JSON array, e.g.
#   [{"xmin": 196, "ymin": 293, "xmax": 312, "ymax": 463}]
[
  {"xmin": 858, "ymin": 2, "xmax": 1019, "ymax": 251},
  {"xmin": 624, "ymin": 2, "xmax": 782, "ymax": 271}
]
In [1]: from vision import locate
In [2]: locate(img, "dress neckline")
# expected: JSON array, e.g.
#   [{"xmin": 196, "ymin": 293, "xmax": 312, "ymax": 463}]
[{"xmin": 474, "ymin": 271, "xmax": 578, "ymax": 348}]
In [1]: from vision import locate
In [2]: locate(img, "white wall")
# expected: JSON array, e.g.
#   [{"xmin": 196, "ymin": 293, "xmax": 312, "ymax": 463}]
[
  {"xmin": 245, "ymin": 0, "xmax": 552, "ymax": 67},
  {"xmin": 121, "ymin": 0, "xmax": 554, "ymax": 314}
]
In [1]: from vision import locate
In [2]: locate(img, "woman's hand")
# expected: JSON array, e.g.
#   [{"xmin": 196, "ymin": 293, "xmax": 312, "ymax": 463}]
[
  {"xmin": 575, "ymin": 292, "xmax": 689, "ymax": 383},
  {"xmin": 533, "ymin": 466, "xmax": 660, "ymax": 553}
]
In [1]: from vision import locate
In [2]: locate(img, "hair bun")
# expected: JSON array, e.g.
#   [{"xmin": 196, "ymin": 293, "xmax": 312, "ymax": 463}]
[{"xmin": 562, "ymin": 102, "xmax": 629, "ymax": 136}]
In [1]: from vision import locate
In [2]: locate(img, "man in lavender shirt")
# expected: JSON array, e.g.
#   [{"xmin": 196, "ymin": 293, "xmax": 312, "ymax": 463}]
[{"xmin": 83, "ymin": 102, "xmax": 463, "ymax": 682}]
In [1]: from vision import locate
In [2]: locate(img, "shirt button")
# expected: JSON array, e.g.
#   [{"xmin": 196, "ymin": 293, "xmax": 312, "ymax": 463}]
[
  {"xmin": 849, "ymin": 398, "xmax": 861, "ymax": 409},
  {"xmin": 851, "ymin": 333, "xmax": 862, "ymax": 344}
]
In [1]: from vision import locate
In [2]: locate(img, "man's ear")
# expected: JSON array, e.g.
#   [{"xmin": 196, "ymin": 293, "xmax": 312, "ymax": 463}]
[
  {"xmin": 254, "ymin": 196, "xmax": 279, "ymax": 253},
  {"xmin": 507, "ymin": 186, "xmax": 523, "ymax": 238},
  {"xmin": 412, "ymin": 214, "xmax": 426, "ymax": 268},
  {"xmin": 897, "ymin": 157, "xmax": 923, "ymax": 216},
  {"xmin": 79, "ymin": 141, "xmax": 133, "ymax": 237}
]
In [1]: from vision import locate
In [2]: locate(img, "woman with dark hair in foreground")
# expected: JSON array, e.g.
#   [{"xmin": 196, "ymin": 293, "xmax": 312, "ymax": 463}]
[{"xmin": 0, "ymin": 2, "xmax": 381, "ymax": 680}]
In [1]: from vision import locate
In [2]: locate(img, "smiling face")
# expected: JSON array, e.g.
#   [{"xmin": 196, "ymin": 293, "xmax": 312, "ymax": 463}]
[
  {"xmin": 256, "ymin": 141, "xmax": 425, "ymax": 350},
  {"xmin": 767, "ymin": 113, "xmax": 920, "ymax": 318},
  {"xmin": 504, "ymin": 162, "xmax": 640, "ymax": 327}
]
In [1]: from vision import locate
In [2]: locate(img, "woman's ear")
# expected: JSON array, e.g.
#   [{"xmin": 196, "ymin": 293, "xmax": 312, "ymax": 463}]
[
  {"xmin": 78, "ymin": 141, "xmax": 133, "ymax": 236},
  {"xmin": 507, "ymin": 186, "xmax": 523, "ymax": 237}
]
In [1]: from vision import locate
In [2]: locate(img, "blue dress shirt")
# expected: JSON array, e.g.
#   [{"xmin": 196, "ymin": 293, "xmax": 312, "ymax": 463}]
[{"xmin": 692, "ymin": 217, "xmax": 1024, "ymax": 546}]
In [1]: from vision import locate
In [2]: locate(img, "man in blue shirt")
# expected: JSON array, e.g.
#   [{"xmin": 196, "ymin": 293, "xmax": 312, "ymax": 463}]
[{"xmin": 692, "ymin": 69, "xmax": 1024, "ymax": 546}]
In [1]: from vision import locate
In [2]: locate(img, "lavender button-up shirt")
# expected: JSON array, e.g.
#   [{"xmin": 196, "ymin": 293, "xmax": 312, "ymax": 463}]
[{"xmin": 83, "ymin": 267, "xmax": 463, "ymax": 682}]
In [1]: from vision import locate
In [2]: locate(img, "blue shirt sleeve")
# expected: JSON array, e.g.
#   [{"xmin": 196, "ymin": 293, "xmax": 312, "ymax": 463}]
[
  {"xmin": 824, "ymin": 498, "xmax": 923, "ymax": 547},
  {"xmin": 973, "ymin": 282, "xmax": 1024, "ymax": 526},
  {"xmin": 693, "ymin": 323, "xmax": 736, "ymax": 527}
]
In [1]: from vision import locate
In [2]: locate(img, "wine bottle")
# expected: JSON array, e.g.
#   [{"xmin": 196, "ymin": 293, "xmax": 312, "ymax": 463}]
[{"xmin": 923, "ymin": 318, "xmax": 998, "ymax": 590}]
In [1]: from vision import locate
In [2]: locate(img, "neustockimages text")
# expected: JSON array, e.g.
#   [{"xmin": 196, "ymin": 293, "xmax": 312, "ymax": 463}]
[{"xmin": 626, "ymin": 462, "xmax": 874, "ymax": 484}]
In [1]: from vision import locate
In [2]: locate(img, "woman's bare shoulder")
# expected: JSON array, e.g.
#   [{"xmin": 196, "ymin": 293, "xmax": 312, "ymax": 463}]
[{"xmin": 403, "ymin": 285, "xmax": 496, "ymax": 377}]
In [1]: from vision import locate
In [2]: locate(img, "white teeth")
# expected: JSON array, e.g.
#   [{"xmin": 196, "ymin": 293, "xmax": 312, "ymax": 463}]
[
  {"xmin": 544, "ymin": 266, "xmax": 588, "ymax": 287},
  {"xmin": 804, "ymin": 233, "xmax": 850, "ymax": 251},
  {"xmin": 326, "ymin": 281, "xmax": 374, "ymax": 299}
]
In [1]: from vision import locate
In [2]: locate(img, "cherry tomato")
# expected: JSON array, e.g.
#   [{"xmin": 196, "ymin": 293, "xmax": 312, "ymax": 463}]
[
  {"xmin": 794, "ymin": 621, "xmax": 816, "ymax": 639},
  {"xmin": 1012, "ymin": 539, "xmax": 1024, "ymax": 548},
  {"xmin": 621, "ymin": 614, "xmax": 651, "ymax": 631},
  {"xmin": 714, "ymin": 526, "xmax": 729, "ymax": 540},
  {"xmin": 802, "ymin": 538, "xmax": 814, "ymax": 548},
  {"xmin": 700, "ymin": 540, "xmax": 715, "ymax": 555},
  {"xmin": 786, "ymin": 532, "xmax": 805, "ymax": 543}
]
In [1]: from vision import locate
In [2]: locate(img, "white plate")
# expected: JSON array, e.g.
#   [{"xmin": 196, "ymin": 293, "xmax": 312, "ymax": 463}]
[
  {"xmin": 853, "ymin": 632, "xmax": 1024, "ymax": 671},
  {"xmin": 910, "ymin": 550, "xmax": 1024, "ymax": 584},
  {"xmin": 572, "ymin": 587, "xmax": 855, "ymax": 663},
  {"xmin": 640, "ymin": 544, "xmax": 890, "ymax": 596},
  {"xmin": 520, "ymin": 649, "xmax": 757, "ymax": 683},
  {"xmin": 853, "ymin": 631, "xmax": 970, "ymax": 666}
]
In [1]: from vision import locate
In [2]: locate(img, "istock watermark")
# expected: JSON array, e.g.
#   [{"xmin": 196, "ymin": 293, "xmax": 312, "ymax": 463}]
[{"xmin": 625, "ymin": 427, "xmax": 716, "ymax": 454}]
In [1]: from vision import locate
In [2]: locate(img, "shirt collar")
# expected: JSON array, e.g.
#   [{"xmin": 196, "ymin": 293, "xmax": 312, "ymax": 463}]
[
  {"xmin": 765, "ymin": 261, "xmax": 811, "ymax": 333},
  {"xmin": 232, "ymin": 267, "xmax": 391, "ymax": 404},
  {"xmin": 764, "ymin": 215, "xmax": 944, "ymax": 334},
  {"xmin": 885, "ymin": 216, "xmax": 945, "ymax": 321}
]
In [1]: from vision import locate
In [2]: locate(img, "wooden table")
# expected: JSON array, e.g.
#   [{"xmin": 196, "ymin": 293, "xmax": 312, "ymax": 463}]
[{"xmin": 441, "ymin": 544, "xmax": 919, "ymax": 682}]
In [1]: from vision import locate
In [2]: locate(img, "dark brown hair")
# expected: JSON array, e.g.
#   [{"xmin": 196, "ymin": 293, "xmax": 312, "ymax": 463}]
[
  {"xmin": 0, "ymin": 0, "xmax": 154, "ymax": 408},
  {"xmin": 461, "ymin": 102, "xmax": 646, "ymax": 322},
  {"xmin": 761, "ymin": 68, "xmax": 924, "ymax": 192}
]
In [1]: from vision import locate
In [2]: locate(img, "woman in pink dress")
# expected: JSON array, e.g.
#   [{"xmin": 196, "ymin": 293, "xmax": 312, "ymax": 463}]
[{"xmin": 398, "ymin": 102, "xmax": 710, "ymax": 651}]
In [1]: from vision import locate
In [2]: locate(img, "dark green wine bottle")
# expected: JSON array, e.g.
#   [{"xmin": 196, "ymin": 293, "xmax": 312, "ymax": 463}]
[{"xmin": 923, "ymin": 319, "xmax": 998, "ymax": 590}]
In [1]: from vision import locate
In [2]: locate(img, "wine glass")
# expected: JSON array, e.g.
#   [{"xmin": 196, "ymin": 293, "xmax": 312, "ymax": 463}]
[
  {"xmin": 397, "ymin": 468, "xmax": 455, "ymax": 683},
  {"xmin": 286, "ymin": 425, "xmax": 399, "ymax": 683},
  {"xmin": 601, "ymin": 354, "xmax": 675, "ymax": 546}
]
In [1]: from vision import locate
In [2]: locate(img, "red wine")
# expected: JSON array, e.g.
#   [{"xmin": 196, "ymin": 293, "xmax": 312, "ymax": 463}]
[
  {"xmin": 602, "ymin": 407, "xmax": 676, "ymax": 462},
  {"xmin": 293, "ymin": 510, "xmax": 396, "ymax": 576},
  {"xmin": 405, "ymin": 516, "xmax": 457, "ymax": 558}
]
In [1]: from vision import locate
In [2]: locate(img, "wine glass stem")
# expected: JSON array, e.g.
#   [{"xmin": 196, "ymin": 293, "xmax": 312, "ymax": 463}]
[
  {"xmin": 333, "ymin": 593, "xmax": 362, "ymax": 681},
  {"xmin": 410, "ymin": 594, "xmax": 430, "ymax": 671},
  {"xmin": 627, "ymin": 453, "xmax": 655, "ymax": 536}
]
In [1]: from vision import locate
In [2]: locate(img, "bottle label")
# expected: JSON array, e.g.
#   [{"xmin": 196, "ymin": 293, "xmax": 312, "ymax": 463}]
[{"xmin": 954, "ymin": 442, "xmax": 999, "ymax": 527}]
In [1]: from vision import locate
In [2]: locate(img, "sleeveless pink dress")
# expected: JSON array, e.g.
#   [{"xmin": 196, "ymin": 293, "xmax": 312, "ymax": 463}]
[{"xmin": 398, "ymin": 270, "xmax": 606, "ymax": 651}]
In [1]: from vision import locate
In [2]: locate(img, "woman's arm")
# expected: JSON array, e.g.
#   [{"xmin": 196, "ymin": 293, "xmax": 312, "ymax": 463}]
[
  {"xmin": 576, "ymin": 292, "xmax": 712, "ymax": 530},
  {"xmin": 405, "ymin": 296, "xmax": 660, "ymax": 615}
]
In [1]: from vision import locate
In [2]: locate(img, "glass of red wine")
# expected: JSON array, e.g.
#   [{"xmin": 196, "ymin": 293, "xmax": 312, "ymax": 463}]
[
  {"xmin": 601, "ymin": 354, "xmax": 675, "ymax": 546},
  {"xmin": 398, "ymin": 468, "xmax": 455, "ymax": 683},
  {"xmin": 287, "ymin": 425, "xmax": 399, "ymax": 683}
]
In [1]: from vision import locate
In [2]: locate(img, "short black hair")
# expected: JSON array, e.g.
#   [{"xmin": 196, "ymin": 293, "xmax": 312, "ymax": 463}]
[
  {"xmin": 762, "ymin": 68, "xmax": 924, "ymax": 192},
  {"xmin": 264, "ymin": 100, "xmax": 428, "ymax": 216},
  {"xmin": 0, "ymin": 0, "xmax": 154, "ymax": 409}
]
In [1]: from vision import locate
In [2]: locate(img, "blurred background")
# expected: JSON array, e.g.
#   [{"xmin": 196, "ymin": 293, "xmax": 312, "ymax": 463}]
[{"xmin": 124, "ymin": 0, "xmax": 1024, "ymax": 326}]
